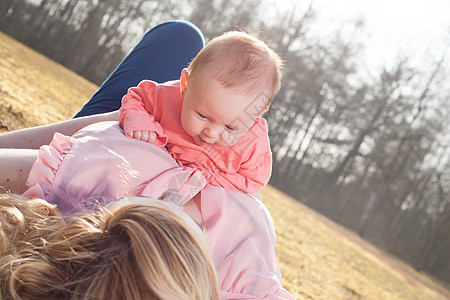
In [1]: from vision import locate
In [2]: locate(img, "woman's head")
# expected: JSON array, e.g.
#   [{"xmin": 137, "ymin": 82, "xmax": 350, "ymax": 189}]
[{"xmin": 0, "ymin": 194, "xmax": 220, "ymax": 300}]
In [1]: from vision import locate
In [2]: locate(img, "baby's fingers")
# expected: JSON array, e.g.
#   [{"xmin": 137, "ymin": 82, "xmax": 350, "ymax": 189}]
[
  {"xmin": 140, "ymin": 130, "xmax": 149, "ymax": 142},
  {"xmin": 130, "ymin": 130, "xmax": 156, "ymax": 143},
  {"xmin": 140, "ymin": 131, "xmax": 156, "ymax": 143},
  {"xmin": 148, "ymin": 131, "xmax": 156, "ymax": 143},
  {"xmin": 131, "ymin": 130, "xmax": 143, "ymax": 140}
]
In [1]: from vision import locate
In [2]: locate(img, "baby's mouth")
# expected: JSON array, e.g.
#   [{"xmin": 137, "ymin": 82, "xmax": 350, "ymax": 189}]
[{"xmin": 196, "ymin": 136, "xmax": 215, "ymax": 146}]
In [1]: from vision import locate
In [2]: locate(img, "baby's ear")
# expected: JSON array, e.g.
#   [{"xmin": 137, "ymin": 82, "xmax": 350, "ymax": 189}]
[{"xmin": 180, "ymin": 68, "xmax": 190, "ymax": 95}]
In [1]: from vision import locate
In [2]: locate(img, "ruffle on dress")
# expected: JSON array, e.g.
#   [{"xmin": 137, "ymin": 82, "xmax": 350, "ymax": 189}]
[{"xmin": 23, "ymin": 133, "xmax": 76, "ymax": 201}]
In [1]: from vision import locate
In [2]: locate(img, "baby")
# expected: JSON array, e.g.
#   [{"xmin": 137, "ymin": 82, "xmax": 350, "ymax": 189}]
[{"xmin": 119, "ymin": 31, "xmax": 282, "ymax": 194}]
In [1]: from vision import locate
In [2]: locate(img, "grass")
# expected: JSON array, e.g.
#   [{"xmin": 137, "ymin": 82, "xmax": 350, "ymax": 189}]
[
  {"xmin": 1, "ymin": 31, "xmax": 449, "ymax": 299},
  {"xmin": 0, "ymin": 32, "xmax": 97, "ymax": 131}
]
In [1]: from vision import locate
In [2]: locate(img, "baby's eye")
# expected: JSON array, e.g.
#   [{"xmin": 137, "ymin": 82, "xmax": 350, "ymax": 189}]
[
  {"xmin": 197, "ymin": 112, "xmax": 208, "ymax": 119},
  {"xmin": 225, "ymin": 125, "xmax": 236, "ymax": 131}
]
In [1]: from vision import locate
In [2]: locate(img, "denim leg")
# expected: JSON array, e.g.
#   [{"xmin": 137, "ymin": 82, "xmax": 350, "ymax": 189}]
[{"xmin": 73, "ymin": 20, "xmax": 205, "ymax": 117}]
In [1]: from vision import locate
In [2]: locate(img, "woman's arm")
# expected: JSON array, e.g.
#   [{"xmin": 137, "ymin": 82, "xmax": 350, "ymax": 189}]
[
  {"xmin": 0, "ymin": 149, "xmax": 38, "ymax": 194},
  {"xmin": 0, "ymin": 111, "xmax": 119, "ymax": 149}
]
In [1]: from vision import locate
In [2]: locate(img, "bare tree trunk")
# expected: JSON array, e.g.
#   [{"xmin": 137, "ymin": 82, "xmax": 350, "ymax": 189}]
[
  {"xmin": 414, "ymin": 215, "xmax": 450, "ymax": 270},
  {"xmin": 281, "ymin": 96, "xmax": 324, "ymax": 181},
  {"xmin": 1, "ymin": 0, "xmax": 16, "ymax": 15}
]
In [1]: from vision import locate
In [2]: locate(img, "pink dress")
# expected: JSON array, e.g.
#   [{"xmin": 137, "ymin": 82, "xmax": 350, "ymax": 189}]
[
  {"xmin": 119, "ymin": 80, "xmax": 272, "ymax": 194},
  {"xmin": 23, "ymin": 121, "xmax": 294, "ymax": 300}
]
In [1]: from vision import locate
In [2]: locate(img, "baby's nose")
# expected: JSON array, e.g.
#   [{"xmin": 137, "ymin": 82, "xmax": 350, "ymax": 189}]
[{"xmin": 205, "ymin": 125, "xmax": 222, "ymax": 139}]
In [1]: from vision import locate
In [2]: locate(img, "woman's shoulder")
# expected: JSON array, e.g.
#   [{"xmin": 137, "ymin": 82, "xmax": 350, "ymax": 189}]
[
  {"xmin": 199, "ymin": 186, "xmax": 294, "ymax": 299},
  {"xmin": 200, "ymin": 186, "xmax": 276, "ymax": 248}
]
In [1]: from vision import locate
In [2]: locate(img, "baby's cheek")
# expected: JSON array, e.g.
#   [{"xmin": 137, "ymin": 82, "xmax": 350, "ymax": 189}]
[{"xmin": 181, "ymin": 118, "xmax": 196, "ymax": 137}]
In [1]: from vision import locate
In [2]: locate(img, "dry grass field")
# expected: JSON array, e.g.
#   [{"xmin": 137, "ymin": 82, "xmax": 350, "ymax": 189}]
[{"xmin": 1, "ymin": 31, "xmax": 449, "ymax": 299}]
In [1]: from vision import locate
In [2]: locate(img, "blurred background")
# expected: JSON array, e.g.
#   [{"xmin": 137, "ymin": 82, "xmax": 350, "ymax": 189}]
[{"xmin": 1, "ymin": 0, "xmax": 449, "ymax": 285}]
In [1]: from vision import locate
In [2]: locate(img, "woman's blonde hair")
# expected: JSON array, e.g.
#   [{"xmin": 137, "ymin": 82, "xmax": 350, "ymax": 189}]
[{"xmin": 0, "ymin": 194, "xmax": 220, "ymax": 300}]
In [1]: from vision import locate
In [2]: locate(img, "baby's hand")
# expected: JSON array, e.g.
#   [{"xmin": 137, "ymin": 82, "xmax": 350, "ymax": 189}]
[{"xmin": 129, "ymin": 130, "xmax": 157, "ymax": 143}]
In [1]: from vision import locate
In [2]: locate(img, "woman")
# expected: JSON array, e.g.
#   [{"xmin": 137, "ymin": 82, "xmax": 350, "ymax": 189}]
[{"xmin": 0, "ymin": 20, "xmax": 294, "ymax": 299}]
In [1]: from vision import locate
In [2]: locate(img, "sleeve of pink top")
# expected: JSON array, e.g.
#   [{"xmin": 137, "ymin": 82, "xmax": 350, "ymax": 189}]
[
  {"xmin": 119, "ymin": 80, "xmax": 168, "ymax": 147},
  {"xmin": 200, "ymin": 185, "xmax": 295, "ymax": 299}
]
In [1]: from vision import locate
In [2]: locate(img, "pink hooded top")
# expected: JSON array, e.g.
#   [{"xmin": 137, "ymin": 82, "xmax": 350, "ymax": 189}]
[
  {"xmin": 23, "ymin": 121, "xmax": 295, "ymax": 300},
  {"xmin": 119, "ymin": 80, "xmax": 272, "ymax": 194}
]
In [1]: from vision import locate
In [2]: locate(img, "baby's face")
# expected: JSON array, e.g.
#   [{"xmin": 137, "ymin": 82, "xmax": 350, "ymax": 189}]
[{"xmin": 180, "ymin": 70, "xmax": 265, "ymax": 148}]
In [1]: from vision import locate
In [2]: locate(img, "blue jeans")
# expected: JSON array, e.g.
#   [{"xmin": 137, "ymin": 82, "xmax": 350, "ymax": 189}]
[{"xmin": 73, "ymin": 20, "xmax": 205, "ymax": 117}]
